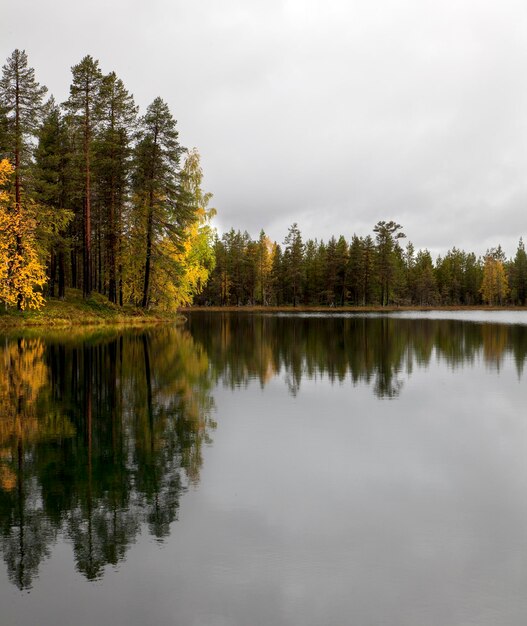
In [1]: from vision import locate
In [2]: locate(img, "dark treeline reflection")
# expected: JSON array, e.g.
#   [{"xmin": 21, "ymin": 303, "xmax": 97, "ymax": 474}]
[
  {"xmin": 0, "ymin": 328, "xmax": 215, "ymax": 590},
  {"xmin": 2, "ymin": 316, "xmax": 527, "ymax": 590},
  {"xmin": 186, "ymin": 313, "xmax": 527, "ymax": 397}
]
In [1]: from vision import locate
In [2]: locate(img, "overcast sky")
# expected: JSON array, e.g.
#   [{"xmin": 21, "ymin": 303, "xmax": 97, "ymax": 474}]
[{"xmin": 4, "ymin": 0, "xmax": 527, "ymax": 257}]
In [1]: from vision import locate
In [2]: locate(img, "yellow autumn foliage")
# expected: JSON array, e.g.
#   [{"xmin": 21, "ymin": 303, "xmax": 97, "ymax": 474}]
[
  {"xmin": 154, "ymin": 211, "xmax": 214, "ymax": 309},
  {"xmin": 0, "ymin": 338, "xmax": 75, "ymax": 490},
  {"xmin": 0, "ymin": 159, "xmax": 47, "ymax": 310},
  {"xmin": 480, "ymin": 255, "xmax": 509, "ymax": 306},
  {"xmin": 151, "ymin": 149, "xmax": 215, "ymax": 310}
]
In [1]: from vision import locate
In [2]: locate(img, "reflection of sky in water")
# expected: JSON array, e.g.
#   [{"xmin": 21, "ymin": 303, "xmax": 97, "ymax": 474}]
[
  {"xmin": 389, "ymin": 310, "xmax": 527, "ymax": 325},
  {"xmin": 1, "ymin": 319, "xmax": 527, "ymax": 626},
  {"xmin": 193, "ymin": 358, "xmax": 527, "ymax": 626},
  {"xmin": 271, "ymin": 310, "xmax": 527, "ymax": 325}
]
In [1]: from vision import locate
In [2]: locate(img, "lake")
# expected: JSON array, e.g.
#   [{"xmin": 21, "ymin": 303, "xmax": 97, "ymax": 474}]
[{"xmin": 1, "ymin": 311, "xmax": 527, "ymax": 625}]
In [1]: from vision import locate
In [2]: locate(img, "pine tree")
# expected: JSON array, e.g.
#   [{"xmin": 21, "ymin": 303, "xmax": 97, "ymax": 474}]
[
  {"xmin": 255, "ymin": 230, "xmax": 273, "ymax": 305},
  {"xmin": 403, "ymin": 241, "xmax": 416, "ymax": 303},
  {"xmin": 0, "ymin": 49, "xmax": 47, "ymax": 207},
  {"xmin": 347, "ymin": 235, "xmax": 363, "ymax": 305},
  {"xmin": 435, "ymin": 248, "xmax": 465, "ymax": 304},
  {"xmin": 33, "ymin": 99, "xmax": 72, "ymax": 298},
  {"xmin": 132, "ymin": 97, "xmax": 185, "ymax": 308},
  {"xmin": 271, "ymin": 244, "xmax": 284, "ymax": 306},
  {"xmin": 0, "ymin": 50, "xmax": 47, "ymax": 307},
  {"xmin": 64, "ymin": 55, "xmax": 103, "ymax": 297},
  {"xmin": 413, "ymin": 249, "xmax": 437, "ymax": 305},
  {"xmin": 512, "ymin": 238, "xmax": 527, "ymax": 305},
  {"xmin": 303, "ymin": 238, "xmax": 322, "ymax": 304},
  {"xmin": 95, "ymin": 72, "xmax": 137, "ymax": 302},
  {"xmin": 335, "ymin": 235, "xmax": 349, "ymax": 305},
  {"xmin": 373, "ymin": 220, "xmax": 405, "ymax": 306},
  {"xmin": 0, "ymin": 101, "xmax": 8, "ymax": 156},
  {"xmin": 324, "ymin": 236, "xmax": 338, "ymax": 305},
  {"xmin": 462, "ymin": 252, "xmax": 482, "ymax": 305},
  {"xmin": 359, "ymin": 235, "xmax": 376, "ymax": 305},
  {"xmin": 283, "ymin": 223, "xmax": 304, "ymax": 306}
]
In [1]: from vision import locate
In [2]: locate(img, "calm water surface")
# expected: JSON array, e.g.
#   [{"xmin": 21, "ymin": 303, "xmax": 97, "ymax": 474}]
[{"xmin": 1, "ymin": 312, "xmax": 527, "ymax": 625}]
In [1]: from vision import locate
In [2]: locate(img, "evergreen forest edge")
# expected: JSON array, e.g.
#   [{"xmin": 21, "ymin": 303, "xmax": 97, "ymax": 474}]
[{"xmin": 1, "ymin": 49, "xmax": 527, "ymax": 318}]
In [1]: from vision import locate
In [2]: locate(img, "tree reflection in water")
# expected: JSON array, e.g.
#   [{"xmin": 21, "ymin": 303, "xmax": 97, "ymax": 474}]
[
  {"xmin": 0, "ymin": 328, "xmax": 215, "ymax": 588},
  {"xmin": 186, "ymin": 313, "xmax": 527, "ymax": 396},
  {"xmin": 1, "ymin": 315, "xmax": 527, "ymax": 589}
]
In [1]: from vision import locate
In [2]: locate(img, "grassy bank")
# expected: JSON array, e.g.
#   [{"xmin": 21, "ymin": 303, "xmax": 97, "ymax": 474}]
[
  {"xmin": 0, "ymin": 289, "xmax": 182, "ymax": 328},
  {"xmin": 4, "ymin": 296, "xmax": 523, "ymax": 329}
]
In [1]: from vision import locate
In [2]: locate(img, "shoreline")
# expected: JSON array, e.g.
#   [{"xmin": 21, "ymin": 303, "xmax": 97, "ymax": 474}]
[
  {"xmin": 0, "ymin": 313, "xmax": 183, "ymax": 329},
  {"xmin": 0, "ymin": 315, "xmax": 182, "ymax": 329},
  {"xmin": 0, "ymin": 288, "xmax": 183, "ymax": 329},
  {"xmin": 3, "ymin": 300, "xmax": 526, "ymax": 330},
  {"xmin": 179, "ymin": 305, "xmax": 527, "ymax": 313}
]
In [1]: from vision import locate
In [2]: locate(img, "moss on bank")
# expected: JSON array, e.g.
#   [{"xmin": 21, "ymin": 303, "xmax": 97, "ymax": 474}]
[{"xmin": 0, "ymin": 288, "xmax": 182, "ymax": 328}]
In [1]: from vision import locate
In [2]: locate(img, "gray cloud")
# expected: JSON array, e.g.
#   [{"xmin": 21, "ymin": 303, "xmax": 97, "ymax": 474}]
[{"xmin": 4, "ymin": 0, "xmax": 527, "ymax": 257}]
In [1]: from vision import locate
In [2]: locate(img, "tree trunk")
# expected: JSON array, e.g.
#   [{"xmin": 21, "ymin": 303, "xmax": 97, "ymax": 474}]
[
  {"xmin": 71, "ymin": 248, "xmax": 77, "ymax": 289},
  {"xmin": 142, "ymin": 201, "xmax": 153, "ymax": 308},
  {"xmin": 108, "ymin": 175, "xmax": 117, "ymax": 303},
  {"xmin": 58, "ymin": 250, "xmax": 65, "ymax": 299},
  {"xmin": 14, "ymin": 60, "xmax": 23, "ymax": 310},
  {"xmin": 83, "ymin": 95, "xmax": 92, "ymax": 298},
  {"xmin": 49, "ymin": 250, "xmax": 56, "ymax": 297}
]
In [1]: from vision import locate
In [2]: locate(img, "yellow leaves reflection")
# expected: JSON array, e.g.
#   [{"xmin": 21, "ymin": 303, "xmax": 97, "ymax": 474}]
[{"xmin": 0, "ymin": 338, "xmax": 75, "ymax": 490}]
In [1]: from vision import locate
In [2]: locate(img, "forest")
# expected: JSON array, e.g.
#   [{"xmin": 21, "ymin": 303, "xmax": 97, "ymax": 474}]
[
  {"xmin": 199, "ymin": 223, "xmax": 525, "ymax": 307},
  {"xmin": 1, "ymin": 49, "xmax": 526, "ymax": 312},
  {"xmin": 0, "ymin": 49, "xmax": 215, "ymax": 311}
]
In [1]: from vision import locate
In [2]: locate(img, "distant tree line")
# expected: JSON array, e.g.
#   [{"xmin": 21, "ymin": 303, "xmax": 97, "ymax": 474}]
[
  {"xmin": 0, "ymin": 49, "xmax": 215, "ymax": 310},
  {"xmin": 199, "ymin": 221, "xmax": 527, "ymax": 307}
]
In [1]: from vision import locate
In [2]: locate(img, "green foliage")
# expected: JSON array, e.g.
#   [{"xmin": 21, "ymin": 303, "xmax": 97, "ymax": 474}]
[
  {"xmin": 511, "ymin": 238, "xmax": 527, "ymax": 305},
  {"xmin": 33, "ymin": 99, "xmax": 74, "ymax": 297},
  {"xmin": 283, "ymin": 223, "xmax": 304, "ymax": 307},
  {"xmin": 132, "ymin": 97, "xmax": 185, "ymax": 308},
  {"xmin": 0, "ymin": 49, "xmax": 47, "ymax": 171},
  {"xmin": 0, "ymin": 50, "xmax": 215, "ymax": 314},
  {"xmin": 373, "ymin": 220, "xmax": 406, "ymax": 306},
  {"xmin": 201, "ymin": 223, "xmax": 520, "ymax": 308},
  {"xmin": 3, "ymin": 48, "xmax": 527, "ymax": 315},
  {"xmin": 64, "ymin": 55, "xmax": 104, "ymax": 296},
  {"xmin": 94, "ymin": 72, "xmax": 138, "ymax": 303}
]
